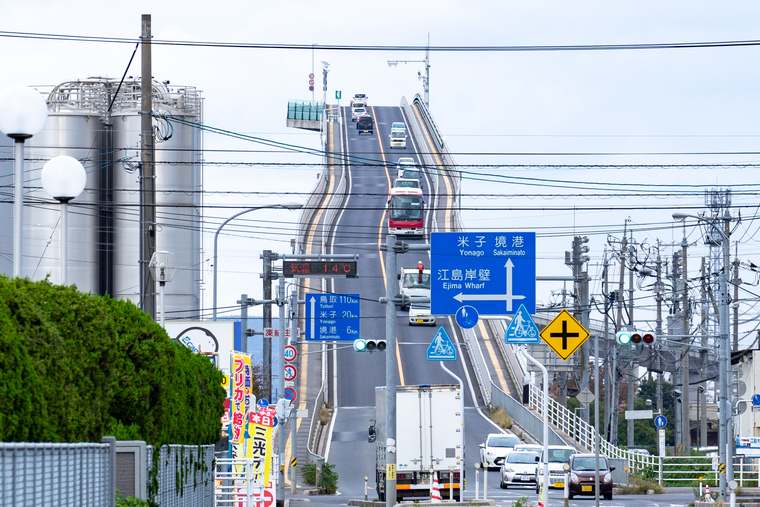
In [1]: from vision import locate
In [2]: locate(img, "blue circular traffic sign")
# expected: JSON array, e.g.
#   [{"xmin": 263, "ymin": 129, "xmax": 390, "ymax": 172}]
[
  {"xmin": 752, "ymin": 394, "xmax": 760, "ymax": 407},
  {"xmin": 654, "ymin": 414, "xmax": 667, "ymax": 429},
  {"xmin": 284, "ymin": 387, "xmax": 297, "ymax": 403},
  {"xmin": 256, "ymin": 398, "xmax": 269, "ymax": 409},
  {"xmin": 455, "ymin": 305, "xmax": 479, "ymax": 329}
]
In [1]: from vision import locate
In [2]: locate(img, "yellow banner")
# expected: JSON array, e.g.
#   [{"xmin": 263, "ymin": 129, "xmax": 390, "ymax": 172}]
[
  {"xmin": 230, "ymin": 352, "xmax": 253, "ymax": 459},
  {"xmin": 247, "ymin": 422, "xmax": 274, "ymax": 485}
]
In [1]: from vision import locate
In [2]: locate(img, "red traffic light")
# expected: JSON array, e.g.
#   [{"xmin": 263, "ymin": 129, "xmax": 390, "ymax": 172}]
[
  {"xmin": 643, "ymin": 333, "xmax": 654, "ymax": 344},
  {"xmin": 417, "ymin": 260, "xmax": 424, "ymax": 284},
  {"xmin": 631, "ymin": 333, "xmax": 642, "ymax": 344}
]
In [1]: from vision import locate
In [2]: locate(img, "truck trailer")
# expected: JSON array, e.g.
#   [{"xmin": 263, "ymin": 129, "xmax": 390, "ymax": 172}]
[{"xmin": 374, "ymin": 384, "xmax": 463, "ymax": 502}]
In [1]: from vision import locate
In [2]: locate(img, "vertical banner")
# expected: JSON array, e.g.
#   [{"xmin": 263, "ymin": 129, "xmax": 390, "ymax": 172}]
[
  {"xmin": 229, "ymin": 352, "xmax": 253, "ymax": 459},
  {"xmin": 249, "ymin": 422, "xmax": 274, "ymax": 485}
]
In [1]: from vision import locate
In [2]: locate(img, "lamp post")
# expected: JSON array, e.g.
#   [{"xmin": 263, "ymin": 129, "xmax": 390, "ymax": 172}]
[
  {"xmin": 212, "ymin": 203, "xmax": 303, "ymax": 320},
  {"xmin": 40, "ymin": 155, "xmax": 87, "ymax": 285},
  {"xmin": 674, "ymin": 212, "xmax": 732, "ymax": 497},
  {"xmin": 0, "ymin": 86, "xmax": 49, "ymax": 277},
  {"xmin": 387, "ymin": 33, "xmax": 431, "ymax": 106}
]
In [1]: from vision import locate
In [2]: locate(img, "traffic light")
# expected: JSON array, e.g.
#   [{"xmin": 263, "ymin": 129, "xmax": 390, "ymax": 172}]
[
  {"xmin": 353, "ymin": 339, "xmax": 386, "ymax": 352},
  {"xmin": 616, "ymin": 330, "xmax": 655, "ymax": 346},
  {"xmin": 417, "ymin": 260, "xmax": 424, "ymax": 284}
]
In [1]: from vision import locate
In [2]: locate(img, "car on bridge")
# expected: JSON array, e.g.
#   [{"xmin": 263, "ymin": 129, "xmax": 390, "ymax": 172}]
[
  {"xmin": 499, "ymin": 450, "xmax": 540, "ymax": 488},
  {"xmin": 388, "ymin": 187, "xmax": 424, "ymax": 237},
  {"xmin": 480, "ymin": 433, "xmax": 521, "ymax": 469},
  {"xmin": 395, "ymin": 157, "xmax": 416, "ymax": 178},
  {"xmin": 351, "ymin": 93, "xmax": 367, "ymax": 108},
  {"xmin": 356, "ymin": 115, "xmax": 374, "ymax": 135},
  {"xmin": 398, "ymin": 263, "xmax": 430, "ymax": 310},
  {"xmin": 566, "ymin": 453, "xmax": 615, "ymax": 500},
  {"xmin": 393, "ymin": 178, "xmax": 421, "ymax": 190},
  {"xmin": 351, "ymin": 105, "xmax": 367, "ymax": 121},
  {"xmin": 389, "ymin": 121, "xmax": 407, "ymax": 148},
  {"xmin": 534, "ymin": 445, "xmax": 576, "ymax": 492},
  {"xmin": 408, "ymin": 302, "xmax": 435, "ymax": 326}
]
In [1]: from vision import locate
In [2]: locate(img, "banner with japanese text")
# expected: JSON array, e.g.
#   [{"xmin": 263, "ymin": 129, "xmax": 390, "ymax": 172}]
[{"xmin": 229, "ymin": 352, "xmax": 253, "ymax": 459}]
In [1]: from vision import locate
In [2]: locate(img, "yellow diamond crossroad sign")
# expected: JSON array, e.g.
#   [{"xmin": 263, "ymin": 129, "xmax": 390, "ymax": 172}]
[{"xmin": 540, "ymin": 309, "xmax": 590, "ymax": 360}]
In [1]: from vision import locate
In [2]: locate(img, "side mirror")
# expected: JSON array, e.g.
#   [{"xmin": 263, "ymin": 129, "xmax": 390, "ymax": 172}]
[
  {"xmin": 479, "ymin": 444, "xmax": 485, "ymax": 449},
  {"xmin": 563, "ymin": 463, "xmax": 570, "ymax": 472},
  {"xmin": 610, "ymin": 466, "xmax": 616, "ymax": 472},
  {"xmin": 535, "ymin": 456, "xmax": 540, "ymax": 462}
]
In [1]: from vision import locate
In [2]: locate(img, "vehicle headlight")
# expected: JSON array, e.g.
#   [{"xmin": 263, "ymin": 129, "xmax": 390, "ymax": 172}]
[
  {"xmin": 502, "ymin": 467, "xmax": 513, "ymax": 473},
  {"xmin": 603, "ymin": 472, "xmax": 613, "ymax": 483},
  {"xmin": 570, "ymin": 473, "xmax": 579, "ymax": 484}
]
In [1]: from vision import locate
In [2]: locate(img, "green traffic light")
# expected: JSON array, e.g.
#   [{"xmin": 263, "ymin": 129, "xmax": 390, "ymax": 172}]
[
  {"xmin": 353, "ymin": 339, "xmax": 367, "ymax": 352},
  {"xmin": 616, "ymin": 331, "xmax": 631, "ymax": 345}
]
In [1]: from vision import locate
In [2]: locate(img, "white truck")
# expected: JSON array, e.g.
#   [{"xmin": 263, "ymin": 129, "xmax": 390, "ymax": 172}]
[
  {"xmin": 397, "ymin": 264, "xmax": 430, "ymax": 310},
  {"xmin": 373, "ymin": 384, "xmax": 463, "ymax": 502}
]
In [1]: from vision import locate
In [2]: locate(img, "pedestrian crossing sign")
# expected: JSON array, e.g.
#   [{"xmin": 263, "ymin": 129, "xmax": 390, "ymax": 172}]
[
  {"xmin": 503, "ymin": 304, "xmax": 540, "ymax": 344},
  {"xmin": 427, "ymin": 327, "xmax": 457, "ymax": 361}
]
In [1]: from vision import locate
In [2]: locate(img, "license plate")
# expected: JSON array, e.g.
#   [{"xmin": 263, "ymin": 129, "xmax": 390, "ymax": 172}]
[
  {"xmin": 416, "ymin": 319, "xmax": 425, "ymax": 323},
  {"xmin": 581, "ymin": 485, "xmax": 593, "ymax": 492},
  {"xmin": 552, "ymin": 482, "xmax": 563, "ymax": 488}
]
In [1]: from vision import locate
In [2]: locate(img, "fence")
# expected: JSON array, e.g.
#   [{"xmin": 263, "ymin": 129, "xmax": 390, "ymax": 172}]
[
  {"xmin": 0, "ymin": 439, "xmax": 214, "ymax": 506},
  {"xmin": 0, "ymin": 440, "xmax": 114, "ymax": 507}
]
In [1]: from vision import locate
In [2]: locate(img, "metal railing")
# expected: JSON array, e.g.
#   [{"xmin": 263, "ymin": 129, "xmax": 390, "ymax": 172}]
[
  {"xmin": 528, "ymin": 384, "xmax": 658, "ymax": 470},
  {"xmin": 490, "ymin": 384, "xmax": 568, "ymax": 446}
]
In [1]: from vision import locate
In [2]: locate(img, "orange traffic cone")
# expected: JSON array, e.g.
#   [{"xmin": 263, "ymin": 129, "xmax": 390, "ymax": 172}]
[{"xmin": 430, "ymin": 472, "xmax": 442, "ymax": 503}]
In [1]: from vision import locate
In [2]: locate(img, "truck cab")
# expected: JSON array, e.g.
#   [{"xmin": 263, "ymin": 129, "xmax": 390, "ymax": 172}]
[{"xmin": 397, "ymin": 262, "xmax": 431, "ymax": 310}]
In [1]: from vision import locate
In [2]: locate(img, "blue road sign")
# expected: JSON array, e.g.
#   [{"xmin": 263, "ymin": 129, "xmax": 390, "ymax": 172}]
[
  {"xmin": 257, "ymin": 398, "xmax": 269, "ymax": 409},
  {"xmin": 654, "ymin": 415, "xmax": 668, "ymax": 429},
  {"xmin": 431, "ymin": 232, "xmax": 536, "ymax": 316},
  {"xmin": 305, "ymin": 293, "xmax": 360, "ymax": 341},
  {"xmin": 455, "ymin": 305, "xmax": 479, "ymax": 329},
  {"xmin": 504, "ymin": 304, "xmax": 540, "ymax": 344},
  {"xmin": 753, "ymin": 394, "xmax": 760, "ymax": 407},
  {"xmin": 427, "ymin": 327, "xmax": 457, "ymax": 361}
]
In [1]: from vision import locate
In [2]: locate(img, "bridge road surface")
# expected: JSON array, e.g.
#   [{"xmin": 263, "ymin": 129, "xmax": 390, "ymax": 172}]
[{"xmin": 325, "ymin": 105, "xmax": 502, "ymax": 500}]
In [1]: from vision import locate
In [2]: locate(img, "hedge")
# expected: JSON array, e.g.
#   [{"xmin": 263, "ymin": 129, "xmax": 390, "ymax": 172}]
[{"xmin": 0, "ymin": 275, "xmax": 225, "ymax": 446}]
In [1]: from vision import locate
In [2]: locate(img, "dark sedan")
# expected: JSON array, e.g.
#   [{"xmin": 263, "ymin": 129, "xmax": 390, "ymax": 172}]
[{"xmin": 567, "ymin": 454, "xmax": 614, "ymax": 500}]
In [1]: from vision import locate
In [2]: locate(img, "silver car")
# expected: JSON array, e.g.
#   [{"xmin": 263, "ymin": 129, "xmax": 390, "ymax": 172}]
[{"xmin": 500, "ymin": 451, "xmax": 540, "ymax": 488}]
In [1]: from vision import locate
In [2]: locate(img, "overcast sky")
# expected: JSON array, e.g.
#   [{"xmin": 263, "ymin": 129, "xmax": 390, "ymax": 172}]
[{"xmin": 3, "ymin": 0, "xmax": 760, "ymax": 344}]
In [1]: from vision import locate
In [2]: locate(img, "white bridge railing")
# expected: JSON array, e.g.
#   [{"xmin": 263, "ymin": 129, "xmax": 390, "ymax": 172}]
[{"xmin": 528, "ymin": 383, "xmax": 658, "ymax": 471}]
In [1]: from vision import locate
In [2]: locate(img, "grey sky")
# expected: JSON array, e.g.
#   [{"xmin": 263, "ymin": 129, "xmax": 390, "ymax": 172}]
[{"xmin": 3, "ymin": 1, "xmax": 760, "ymax": 342}]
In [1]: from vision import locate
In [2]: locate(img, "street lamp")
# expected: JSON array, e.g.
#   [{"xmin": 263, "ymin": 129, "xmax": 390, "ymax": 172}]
[
  {"xmin": 0, "ymin": 86, "xmax": 49, "ymax": 277},
  {"xmin": 673, "ymin": 212, "xmax": 732, "ymax": 497},
  {"xmin": 40, "ymin": 155, "xmax": 87, "ymax": 285},
  {"xmin": 212, "ymin": 203, "xmax": 303, "ymax": 320},
  {"xmin": 387, "ymin": 34, "xmax": 431, "ymax": 106}
]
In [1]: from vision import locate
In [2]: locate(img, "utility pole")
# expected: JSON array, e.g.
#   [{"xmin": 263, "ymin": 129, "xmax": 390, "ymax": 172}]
[
  {"xmin": 611, "ymin": 222, "xmax": 627, "ymax": 445},
  {"xmin": 626, "ymin": 232, "xmax": 635, "ymax": 449},
  {"xmin": 238, "ymin": 294, "xmax": 253, "ymax": 354},
  {"xmin": 384, "ymin": 234, "xmax": 398, "ymax": 507},
  {"xmin": 671, "ymin": 251, "xmax": 682, "ymax": 451},
  {"xmin": 277, "ymin": 278, "xmax": 286, "ymax": 505},
  {"xmin": 568, "ymin": 236, "xmax": 590, "ymax": 420},
  {"xmin": 139, "ymin": 14, "xmax": 156, "ymax": 319},
  {"xmin": 655, "ymin": 244, "xmax": 664, "ymax": 415},
  {"xmin": 700, "ymin": 257, "xmax": 708, "ymax": 448},
  {"xmin": 733, "ymin": 242, "xmax": 740, "ymax": 352},
  {"xmin": 681, "ymin": 230, "xmax": 691, "ymax": 451},
  {"xmin": 289, "ymin": 286, "xmax": 299, "ymax": 495},
  {"xmin": 261, "ymin": 250, "xmax": 275, "ymax": 400}
]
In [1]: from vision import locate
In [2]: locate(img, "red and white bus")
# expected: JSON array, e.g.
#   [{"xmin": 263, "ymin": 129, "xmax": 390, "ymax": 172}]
[{"xmin": 388, "ymin": 187, "xmax": 425, "ymax": 237}]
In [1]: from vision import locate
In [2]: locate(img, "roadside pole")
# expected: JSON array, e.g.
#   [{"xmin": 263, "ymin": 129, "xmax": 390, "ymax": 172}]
[
  {"xmin": 384, "ymin": 233, "xmax": 398, "ymax": 507},
  {"xmin": 277, "ymin": 277, "xmax": 287, "ymax": 505},
  {"xmin": 595, "ymin": 255, "xmax": 608, "ymax": 507},
  {"xmin": 289, "ymin": 285, "xmax": 298, "ymax": 495},
  {"xmin": 520, "ymin": 347, "xmax": 549, "ymax": 503}
]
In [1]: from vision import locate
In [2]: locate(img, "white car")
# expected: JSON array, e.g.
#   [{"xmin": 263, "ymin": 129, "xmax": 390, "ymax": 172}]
[
  {"xmin": 514, "ymin": 444, "xmax": 543, "ymax": 453},
  {"xmin": 395, "ymin": 157, "xmax": 416, "ymax": 178},
  {"xmin": 408, "ymin": 303, "xmax": 435, "ymax": 326},
  {"xmin": 500, "ymin": 450, "xmax": 540, "ymax": 488},
  {"xmin": 535, "ymin": 445, "xmax": 576, "ymax": 491},
  {"xmin": 393, "ymin": 178, "xmax": 421, "ymax": 190},
  {"xmin": 397, "ymin": 266, "xmax": 430, "ymax": 310},
  {"xmin": 351, "ymin": 106, "xmax": 367, "ymax": 121},
  {"xmin": 480, "ymin": 433, "xmax": 520, "ymax": 469},
  {"xmin": 351, "ymin": 93, "xmax": 367, "ymax": 108},
  {"xmin": 389, "ymin": 122, "xmax": 407, "ymax": 148}
]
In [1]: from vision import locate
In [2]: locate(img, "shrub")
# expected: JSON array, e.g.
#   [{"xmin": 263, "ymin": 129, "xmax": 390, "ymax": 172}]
[
  {"xmin": 116, "ymin": 494, "xmax": 151, "ymax": 507},
  {"xmin": 490, "ymin": 407, "xmax": 513, "ymax": 430},
  {"xmin": 300, "ymin": 463, "xmax": 338, "ymax": 493},
  {"xmin": 618, "ymin": 475, "xmax": 664, "ymax": 494}
]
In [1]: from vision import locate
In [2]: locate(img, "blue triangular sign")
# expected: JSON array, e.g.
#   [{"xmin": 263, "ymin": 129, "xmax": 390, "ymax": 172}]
[
  {"xmin": 427, "ymin": 327, "xmax": 457, "ymax": 361},
  {"xmin": 504, "ymin": 304, "xmax": 540, "ymax": 344}
]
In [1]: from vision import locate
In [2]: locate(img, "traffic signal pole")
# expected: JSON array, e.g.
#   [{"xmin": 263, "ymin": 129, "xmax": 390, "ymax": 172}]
[{"xmin": 384, "ymin": 234, "xmax": 398, "ymax": 507}]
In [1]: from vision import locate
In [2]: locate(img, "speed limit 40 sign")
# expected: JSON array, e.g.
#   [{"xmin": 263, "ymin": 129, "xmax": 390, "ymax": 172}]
[{"xmin": 283, "ymin": 344, "xmax": 297, "ymax": 362}]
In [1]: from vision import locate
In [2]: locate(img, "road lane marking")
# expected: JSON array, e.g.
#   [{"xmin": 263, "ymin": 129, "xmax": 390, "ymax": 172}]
[{"xmin": 371, "ymin": 106, "xmax": 405, "ymax": 386}]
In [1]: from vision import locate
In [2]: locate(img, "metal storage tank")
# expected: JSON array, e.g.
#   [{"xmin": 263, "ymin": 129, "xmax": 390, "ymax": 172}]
[
  {"xmin": 5, "ymin": 81, "xmax": 105, "ymax": 292},
  {"xmin": 0, "ymin": 136, "xmax": 12, "ymax": 276},
  {"xmin": 111, "ymin": 78, "xmax": 202, "ymax": 317}
]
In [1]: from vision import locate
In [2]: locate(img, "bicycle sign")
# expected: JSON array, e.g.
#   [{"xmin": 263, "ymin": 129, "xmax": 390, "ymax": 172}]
[{"xmin": 503, "ymin": 304, "xmax": 540, "ymax": 344}]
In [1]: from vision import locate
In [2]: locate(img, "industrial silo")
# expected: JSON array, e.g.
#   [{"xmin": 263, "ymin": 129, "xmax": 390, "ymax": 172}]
[
  {"xmin": 17, "ymin": 80, "xmax": 105, "ymax": 293},
  {"xmin": 111, "ymin": 78, "xmax": 202, "ymax": 317},
  {"xmin": 0, "ymin": 136, "xmax": 12, "ymax": 276}
]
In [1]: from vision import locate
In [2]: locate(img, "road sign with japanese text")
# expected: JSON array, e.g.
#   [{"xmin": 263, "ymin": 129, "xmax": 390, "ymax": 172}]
[
  {"xmin": 305, "ymin": 293, "xmax": 360, "ymax": 341},
  {"xmin": 431, "ymin": 232, "xmax": 535, "ymax": 316},
  {"xmin": 539, "ymin": 309, "xmax": 590, "ymax": 361}
]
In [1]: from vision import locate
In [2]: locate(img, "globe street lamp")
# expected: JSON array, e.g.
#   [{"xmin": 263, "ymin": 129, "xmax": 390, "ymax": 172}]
[
  {"xmin": 212, "ymin": 203, "xmax": 303, "ymax": 320},
  {"xmin": 0, "ymin": 86, "xmax": 49, "ymax": 277},
  {"xmin": 41, "ymin": 155, "xmax": 87, "ymax": 285},
  {"xmin": 673, "ymin": 212, "xmax": 732, "ymax": 497}
]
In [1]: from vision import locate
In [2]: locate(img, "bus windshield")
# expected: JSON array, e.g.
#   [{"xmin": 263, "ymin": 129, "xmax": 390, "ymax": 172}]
[{"xmin": 390, "ymin": 195, "xmax": 423, "ymax": 221}]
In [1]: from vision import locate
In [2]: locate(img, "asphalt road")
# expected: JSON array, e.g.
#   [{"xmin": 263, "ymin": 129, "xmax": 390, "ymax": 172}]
[{"xmin": 326, "ymin": 105, "xmax": 507, "ymax": 499}]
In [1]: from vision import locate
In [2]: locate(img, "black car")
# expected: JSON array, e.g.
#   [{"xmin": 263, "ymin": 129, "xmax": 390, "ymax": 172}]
[
  {"xmin": 356, "ymin": 114, "xmax": 374, "ymax": 134},
  {"xmin": 567, "ymin": 454, "xmax": 614, "ymax": 500}
]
